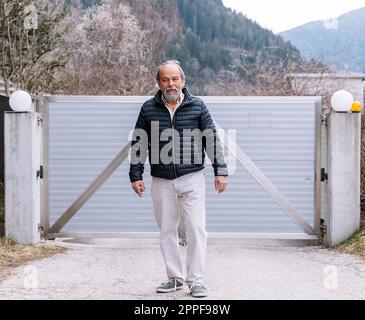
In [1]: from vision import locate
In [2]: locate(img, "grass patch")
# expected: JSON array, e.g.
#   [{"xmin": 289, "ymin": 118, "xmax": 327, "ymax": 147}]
[
  {"xmin": 0, "ymin": 237, "xmax": 67, "ymax": 280},
  {"xmin": 0, "ymin": 183, "xmax": 66, "ymax": 280},
  {"xmin": 335, "ymin": 226, "xmax": 365, "ymax": 260}
]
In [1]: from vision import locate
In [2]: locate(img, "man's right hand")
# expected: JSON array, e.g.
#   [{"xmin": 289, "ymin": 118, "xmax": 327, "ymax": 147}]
[{"xmin": 132, "ymin": 180, "xmax": 145, "ymax": 197}]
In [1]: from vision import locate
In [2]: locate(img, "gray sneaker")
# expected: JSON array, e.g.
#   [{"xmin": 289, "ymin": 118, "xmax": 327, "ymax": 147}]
[
  {"xmin": 189, "ymin": 282, "xmax": 208, "ymax": 298},
  {"xmin": 156, "ymin": 278, "xmax": 184, "ymax": 293}
]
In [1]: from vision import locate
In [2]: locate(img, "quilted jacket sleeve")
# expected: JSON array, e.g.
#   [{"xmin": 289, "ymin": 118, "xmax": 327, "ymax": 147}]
[
  {"xmin": 129, "ymin": 108, "xmax": 148, "ymax": 182},
  {"xmin": 199, "ymin": 102, "xmax": 228, "ymax": 176}
]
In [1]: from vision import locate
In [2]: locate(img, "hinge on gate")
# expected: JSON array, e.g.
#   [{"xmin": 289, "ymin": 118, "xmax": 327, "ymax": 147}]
[
  {"xmin": 37, "ymin": 165, "xmax": 43, "ymax": 179},
  {"xmin": 321, "ymin": 168, "xmax": 328, "ymax": 182},
  {"xmin": 38, "ymin": 223, "xmax": 44, "ymax": 232},
  {"xmin": 321, "ymin": 113, "xmax": 329, "ymax": 127},
  {"xmin": 38, "ymin": 223, "xmax": 45, "ymax": 239},
  {"xmin": 37, "ymin": 115, "xmax": 43, "ymax": 126},
  {"xmin": 320, "ymin": 219, "xmax": 327, "ymax": 234}
]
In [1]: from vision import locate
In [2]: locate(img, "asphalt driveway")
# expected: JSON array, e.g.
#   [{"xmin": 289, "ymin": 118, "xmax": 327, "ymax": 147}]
[{"xmin": 0, "ymin": 237, "xmax": 365, "ymax": 300}]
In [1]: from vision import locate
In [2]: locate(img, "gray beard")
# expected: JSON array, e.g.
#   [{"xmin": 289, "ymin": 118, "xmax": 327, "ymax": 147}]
[{"xmin": 163, "ymin": 90, "xmax": 181, "ymax": 102}]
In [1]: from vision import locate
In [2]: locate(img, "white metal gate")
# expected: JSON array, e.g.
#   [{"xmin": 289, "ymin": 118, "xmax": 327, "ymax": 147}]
[{"xmin": 43, "ymin": 96, "xmax": 321, "ymax": 239}]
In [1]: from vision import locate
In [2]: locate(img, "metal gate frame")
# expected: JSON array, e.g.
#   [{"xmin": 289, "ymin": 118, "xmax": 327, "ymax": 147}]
[{"xmin": 40, "ymin": 96, "xmax": 322, "ymax": 239}]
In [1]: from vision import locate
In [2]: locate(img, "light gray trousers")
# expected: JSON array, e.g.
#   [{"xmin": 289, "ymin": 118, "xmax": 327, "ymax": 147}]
[{"xmin": 151, "ymin": 170, "xmax": 207, "ymax": 285}]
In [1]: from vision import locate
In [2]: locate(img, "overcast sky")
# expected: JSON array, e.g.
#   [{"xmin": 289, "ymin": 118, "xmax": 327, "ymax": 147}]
[{"xmin": 222, "ymin": 0, "xmax": 365, "ymax": 33}]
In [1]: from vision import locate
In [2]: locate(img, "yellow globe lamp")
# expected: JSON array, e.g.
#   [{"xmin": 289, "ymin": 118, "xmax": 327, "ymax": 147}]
[{"xmin": 351, "ymin": 101, "xmax": 362, "ymax": 113}]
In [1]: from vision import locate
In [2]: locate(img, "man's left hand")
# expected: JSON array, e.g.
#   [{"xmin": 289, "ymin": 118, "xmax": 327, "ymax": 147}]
[{"xmin": 214, "ymin": 176, "xmax": 228, "ymax": 193}]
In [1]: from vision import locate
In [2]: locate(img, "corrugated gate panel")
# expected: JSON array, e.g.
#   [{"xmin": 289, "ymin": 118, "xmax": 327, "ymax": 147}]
[{"xmin": 46, "ymin": 97, "xmax": 320, "ymax": 237}]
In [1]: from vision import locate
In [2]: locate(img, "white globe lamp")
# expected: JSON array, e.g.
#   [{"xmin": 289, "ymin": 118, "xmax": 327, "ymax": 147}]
[
  {"xmin": 9, "ymin": 90, "xmax": 33, "ymax": 112},
  {"xmin": 331, "ymin": 90, "xmax": 354, "ymax": 112}
]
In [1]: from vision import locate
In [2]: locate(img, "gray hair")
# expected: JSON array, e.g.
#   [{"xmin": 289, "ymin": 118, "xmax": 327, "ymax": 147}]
[{"xmin": 156, "ymin": 60, "xmax": 186, "ymax": 83}]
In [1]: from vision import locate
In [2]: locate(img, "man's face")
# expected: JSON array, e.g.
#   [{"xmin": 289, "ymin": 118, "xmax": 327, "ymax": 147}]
[{"xmin": 158, "ymin": 64, "xmax": 184, "ymax": 102}]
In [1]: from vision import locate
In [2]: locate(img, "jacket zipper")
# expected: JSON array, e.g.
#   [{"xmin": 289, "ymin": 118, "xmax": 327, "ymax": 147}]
[
  {"xmin": 157, "ymin": 99, "xmax": 190, "ymax": 179},
  {"xmin": 171, "ymin": 110, "xmax": 178, "ymax": 178}
]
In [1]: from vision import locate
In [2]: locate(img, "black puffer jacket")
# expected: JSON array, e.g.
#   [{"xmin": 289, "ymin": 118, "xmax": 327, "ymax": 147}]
[{"xmin": 129, "ymin": 87, "xmax": 228, "ymax": 182}]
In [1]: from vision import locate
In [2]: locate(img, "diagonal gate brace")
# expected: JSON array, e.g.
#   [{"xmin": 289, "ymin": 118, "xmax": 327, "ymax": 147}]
[
  {"xmin": 215, "ymin": 121, "xmax": 315, "ymax": 235},
  {"xmin": 49, "ymin": 143, "xmax": 131, "ymax": 234}
]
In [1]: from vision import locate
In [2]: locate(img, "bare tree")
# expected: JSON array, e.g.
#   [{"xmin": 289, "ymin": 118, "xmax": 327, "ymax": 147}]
[
  {"xmin": 0, "ymin": 0, "xmax": 70, "ymax": 95},
  {"xmin": 62, "ymin": 0, "xmax": 160, "ymax": 95}
]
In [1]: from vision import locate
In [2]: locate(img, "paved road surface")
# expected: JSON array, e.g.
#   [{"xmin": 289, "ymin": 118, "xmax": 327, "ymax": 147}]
[{"xmin": 0, "ymin": 238, "xmax": 364, "ymax": 300}]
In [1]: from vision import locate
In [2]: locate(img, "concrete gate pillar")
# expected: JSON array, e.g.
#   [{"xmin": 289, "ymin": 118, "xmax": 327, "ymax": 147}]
[
  {"xmin": 4, "ymin": 111, "xmax": 41, "ymax": 244},
  {"xmin": 325, "ymin": 111, "xmax": 361, "ymax": 246}
]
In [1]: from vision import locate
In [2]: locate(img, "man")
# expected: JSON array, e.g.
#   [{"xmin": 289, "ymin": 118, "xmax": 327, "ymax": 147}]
[{"xmin": 129, "ymin": 60, "xmax": 228, "ymax": 298}]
